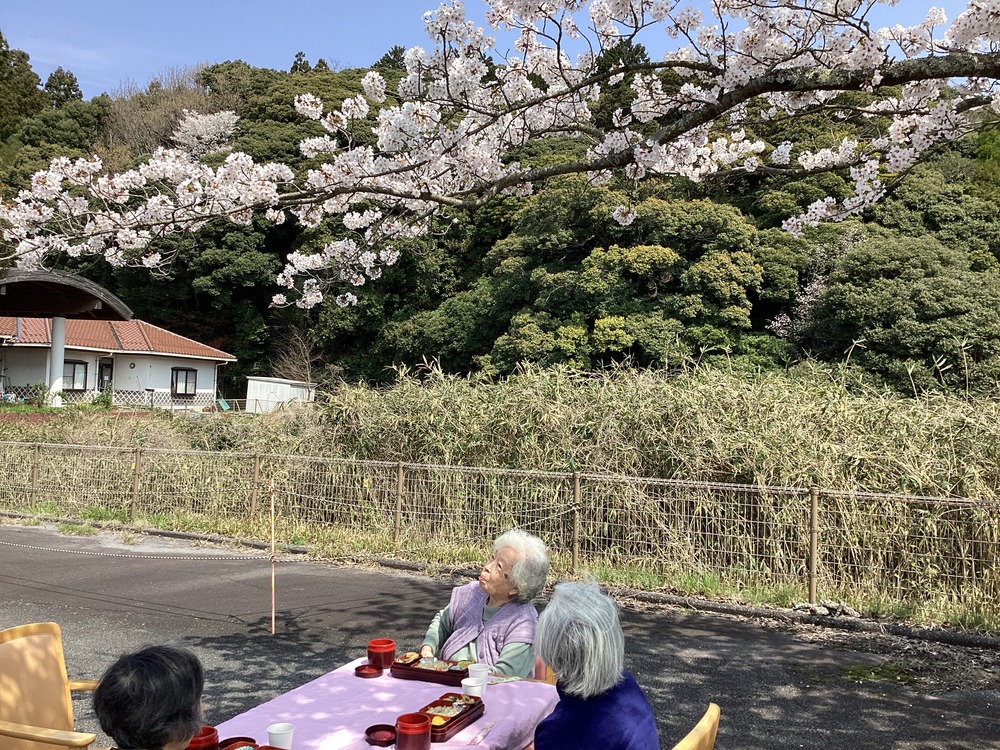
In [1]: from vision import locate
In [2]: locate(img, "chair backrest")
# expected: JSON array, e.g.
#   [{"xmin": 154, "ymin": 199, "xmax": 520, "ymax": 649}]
[
  {"xmin": 671, "ymin": 703, "xmax": 720, "ymax": 750},
  {"xmin": 532, "ymin": 655, "xmax": 557, "ymax": 685},
  {"xmin": 0, "ymin": 622, "xmax": 76, "ymax": 750}
]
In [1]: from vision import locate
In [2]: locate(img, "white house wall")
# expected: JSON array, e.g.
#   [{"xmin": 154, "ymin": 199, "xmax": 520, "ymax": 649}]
[
  {"xmin": 2, "ymin": 348, "xmax": 50, "ymax": 389},
  {"xmin": 2, "ymin": 347, "xmax": 223, "ymax": 408},
  {"xmin": 114, "ymin": 355, "xmax": 219, "ymax": 394}
]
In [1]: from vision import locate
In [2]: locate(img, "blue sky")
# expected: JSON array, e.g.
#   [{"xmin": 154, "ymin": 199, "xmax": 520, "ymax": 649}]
[{"xmin": 1, "ymin": 0, "xmax": 974, "ymax": 100}]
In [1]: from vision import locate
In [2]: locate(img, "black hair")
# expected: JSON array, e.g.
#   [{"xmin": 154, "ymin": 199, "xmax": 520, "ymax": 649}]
[{"xmin": 93, "ymin": 644, "xmax": 204, "ymax": 750}]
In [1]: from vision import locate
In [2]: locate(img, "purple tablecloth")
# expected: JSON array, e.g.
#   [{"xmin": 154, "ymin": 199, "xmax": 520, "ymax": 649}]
[{"xmin": 215, "ymin": 657, "xmax": 558, "ymax": 750}]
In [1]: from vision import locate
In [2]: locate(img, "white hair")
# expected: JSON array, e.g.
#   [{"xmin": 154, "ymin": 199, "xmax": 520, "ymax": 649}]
[
  {"xmin": 493, "ymin": 529, "xmax": 549, "ymax": 602},
  {"xmin": 536, "ymin": 582, "xmax": 624, "ymax": 698}
]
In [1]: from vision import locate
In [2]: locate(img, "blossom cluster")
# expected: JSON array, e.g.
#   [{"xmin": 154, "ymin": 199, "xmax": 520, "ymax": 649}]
[
  {"xmin": 1, "ymin": 0, "xmax": 998, "ymax": 308},
  {"xmin": 171, "ymin": 110, "xmax": 239, "ymax": 157}
]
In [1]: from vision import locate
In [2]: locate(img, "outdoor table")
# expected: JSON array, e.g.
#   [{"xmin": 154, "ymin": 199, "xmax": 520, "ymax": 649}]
[{"xmin": 215, "ymin": 657, "xmax": 559, "ymax": 750}]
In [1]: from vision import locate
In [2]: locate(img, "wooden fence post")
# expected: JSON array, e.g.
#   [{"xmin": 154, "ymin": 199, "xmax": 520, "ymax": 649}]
[
  {"xmin": 572, "ymin": 471, "xmax": 581, "ymax": 574},
  {"xmin": 394, "ymin": 461, "xmax": 404, "ymax": 543},
  {"xmin": 809, "ymin": 485, "xmax": 819, "ymax": 604},
  {"xmin": 250, "ymin": 454, "xmax": 261, "ymax": 517},
  {"xmin": 30, "ymin": 443, "xmax": 40, "ymax": 506},
  {"xmin": 131, "ymin": 448, "xmax": 142, "ymax": 522}
]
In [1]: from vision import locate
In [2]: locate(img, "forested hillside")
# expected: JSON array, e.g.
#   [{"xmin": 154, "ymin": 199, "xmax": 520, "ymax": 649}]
[{"xmin": 2, "ymin": 31, "xmax": 999, "ymax": 397}]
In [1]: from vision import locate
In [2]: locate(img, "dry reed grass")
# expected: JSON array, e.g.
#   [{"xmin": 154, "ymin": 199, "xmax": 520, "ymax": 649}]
[{"xmin": 2, "ymin": 365, "xmax": 999, "ymax": 630}]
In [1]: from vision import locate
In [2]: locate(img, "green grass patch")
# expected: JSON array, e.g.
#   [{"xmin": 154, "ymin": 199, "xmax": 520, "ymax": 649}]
[
  {"xmin": 841, "ymin": 662, "xmax": 918, "ymax": 686},
  {"xmin": 79, "ymin": 507, "xmax": 129, "ymax": 523},
  {"xmin": 57, "ymin": 522, "xmax": 96, "ymax": 536}
]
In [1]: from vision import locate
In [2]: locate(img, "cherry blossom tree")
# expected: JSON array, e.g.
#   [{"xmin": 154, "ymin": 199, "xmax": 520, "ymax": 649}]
[{"xmin": 2, "ymin": 0, "xmax": 999, "ymax": 308}]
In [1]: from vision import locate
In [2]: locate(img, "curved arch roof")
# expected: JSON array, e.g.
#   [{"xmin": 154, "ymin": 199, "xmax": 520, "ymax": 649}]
[{"xmin": 0, "ymin": 269, "xmax": 133, "ymax": 321}]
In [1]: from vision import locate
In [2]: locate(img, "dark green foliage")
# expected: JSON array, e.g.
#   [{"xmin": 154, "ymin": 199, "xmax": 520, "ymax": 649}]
[
  {"xmin": 872, "ymin": 161, "xmax": 1000, "ymax": 272},
  {"xmin": 290, "ymin": 51, "xmax": 312, "ymax": 74},
  {"xmin": 0, "ymin": 32, "xmax": 46, "ymax": 141},
  {"xmin": 44, "ymin": 67, "xmax": 82, "ymax": 107},
  {"xmin": 227, "ymin": 65, "xmax": 374, "ymax": 164},
  {"xmin": 589, "ymin": 42, "xmax": 653, "ymax": 133},
  {"xmin": 374, "ymin": 46, "xmax": 406, "ymax": 72},
  {"xmin": 480, "ymin": 188, "xmax": 783, "ymax": 371},
  {"xmin": 0, "ymin": 97, "xmax": 110, "ymax": 195},
  {"xmin": 15, "ymin": 97, "xmax": 109, "ymax": 151},
  {"xmin": 795, "ymin": 235, "xmax": 1000, "ymax": 394},
  {"xmin": 197, "ymin": 60, "xmax": 282, "ymax": 113}
]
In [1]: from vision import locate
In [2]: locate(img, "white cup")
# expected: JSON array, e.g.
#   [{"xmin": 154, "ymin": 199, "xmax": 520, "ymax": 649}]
[
  {"xmin": 267, "ymin": 722, "xmax": 295, "ymax": 749},
  {"xmin": 467, "ymin": 663, "xmax": 490, "ymax": 690},
  {"xmin": 461, "ymin": 677, "xmax": 485, "ymax": 697}
]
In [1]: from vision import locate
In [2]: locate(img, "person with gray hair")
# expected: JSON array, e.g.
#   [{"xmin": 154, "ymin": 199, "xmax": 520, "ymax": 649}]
[
  {"xmin": 420, "ymin": 528, "xmax": 549, "ymax": 677},
  {"xmin": 530, "ymin": 582, "xmax": 660, "ymax": 750}
]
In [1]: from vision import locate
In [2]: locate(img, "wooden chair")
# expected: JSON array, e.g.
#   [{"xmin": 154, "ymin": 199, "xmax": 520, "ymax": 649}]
[
  {"xmin": 0, "ymin": 622, "xmax": 100, "ymax": 750},
  {"xmin": 532, "ymin": 655, "xmax": 557, "ymax": 685},
  {"xmin": 671, "ymin": 703, "xmax": 720, "ymax": 750}
]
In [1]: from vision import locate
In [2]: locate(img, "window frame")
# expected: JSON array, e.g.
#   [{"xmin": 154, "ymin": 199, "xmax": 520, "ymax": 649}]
[
  {"xmin": 62, "ymin": 360, "xmax": 88, "ymax": 392},
  {"xmin": 170, "ymin": 367, "xmax": 198, "ymax": 397}
]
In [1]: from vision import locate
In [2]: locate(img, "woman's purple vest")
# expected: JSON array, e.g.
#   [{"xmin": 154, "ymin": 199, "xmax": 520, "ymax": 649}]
[{"xmin": 440, "ymin": 581, "xmax": 537, "ymax": 665}]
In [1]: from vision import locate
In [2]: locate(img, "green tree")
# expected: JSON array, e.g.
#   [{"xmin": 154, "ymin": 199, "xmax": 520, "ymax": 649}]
[
  {"xmin": 374, "ymin": 45, "xmax": 406, "ymax": 72},
  {"xmin": 795, "ymin": 235, "xmax": 1000, "ymax": 393},
  {"xmin": 44, "ymin": 67, "xmax": 82, "ymax": 107},
  {"xmin": 871, "ymin": 159, "xmax": 1000, "ymax": 272},
  {"xmin": 0, "ymin": 97, "xmax": 111, "ymax": 195},
  {"xmin": 290, "ymin": 51, "xmax": 311, "ymax": 74},
  {"xmin": 0, "ymin": 32, "xmax": 46, "ymax": 141}
]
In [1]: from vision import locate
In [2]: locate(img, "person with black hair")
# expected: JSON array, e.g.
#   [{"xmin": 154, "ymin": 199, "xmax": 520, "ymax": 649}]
[{"xmin": 93, "ymin": 644, "xmax": 205, "ymax": 750}]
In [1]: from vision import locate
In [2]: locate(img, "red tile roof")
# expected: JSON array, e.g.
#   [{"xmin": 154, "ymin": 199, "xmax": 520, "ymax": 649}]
[{"xmin": 0, "ymin": 317, "xmax": 235, "ymax": 361}]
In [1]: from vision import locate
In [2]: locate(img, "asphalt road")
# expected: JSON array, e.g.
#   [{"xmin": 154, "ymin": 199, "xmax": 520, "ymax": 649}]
[{"xmin": 1, "ymin": 523, "xmax": 998, "ymax": 749}]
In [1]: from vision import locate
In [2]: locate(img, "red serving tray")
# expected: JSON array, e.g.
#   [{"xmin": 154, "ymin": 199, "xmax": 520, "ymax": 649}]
[
  {"xmin": 390, "ymin": 658, "xmax": 469, "ymax": 687},
  {"xmin": 420, "ymin": 693, "xmax": 485, "ymax": 743}
]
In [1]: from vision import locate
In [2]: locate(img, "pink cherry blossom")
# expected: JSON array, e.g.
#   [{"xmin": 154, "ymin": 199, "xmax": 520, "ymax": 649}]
[{"xmin": 2, "ymin": 0, "xmax": 998, "ymax": 307}]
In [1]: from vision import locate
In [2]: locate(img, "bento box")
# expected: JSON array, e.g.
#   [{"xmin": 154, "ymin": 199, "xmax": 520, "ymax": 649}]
[
  {"xmin": 419, "ymin": 692, "xmax": 485, "ymax": 742},
  {"xmin": 390, "ymin": 654, "xmax": 470, "ymax": 686}
]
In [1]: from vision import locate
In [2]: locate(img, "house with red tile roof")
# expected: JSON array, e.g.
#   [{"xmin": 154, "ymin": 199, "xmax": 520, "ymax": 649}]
[{"xmin": 0, "ymin": 317, "xmax": 235, "ymax": 409}]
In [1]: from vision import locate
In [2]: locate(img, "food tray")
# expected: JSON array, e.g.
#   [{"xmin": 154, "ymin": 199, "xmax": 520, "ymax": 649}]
[
  {"xmin": 390, "ymin": 657, "xmax": 469, "ymax": 686},
  {"xmin": 418, "ymin": 693, "xmax": 485, "ymax": 743}
]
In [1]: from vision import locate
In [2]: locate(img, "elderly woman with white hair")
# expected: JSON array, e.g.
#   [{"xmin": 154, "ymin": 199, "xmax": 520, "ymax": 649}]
[
  {"xmin": 419, "ymin": 529, "xmax": 549, "ymax": 678},
  {"xmin": 530, "ymin": 582, "xmax": 660, "ymax": 750}
]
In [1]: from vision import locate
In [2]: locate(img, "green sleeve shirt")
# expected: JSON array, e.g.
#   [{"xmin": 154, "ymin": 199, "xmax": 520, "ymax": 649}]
[{"xmin": 420, "ymin": 603, "xmax": 535, "ymax": 678}]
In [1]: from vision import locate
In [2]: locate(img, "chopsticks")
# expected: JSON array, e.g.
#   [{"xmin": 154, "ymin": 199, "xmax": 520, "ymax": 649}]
[{"xmin": 468, "ymin": 720, "xmax": 497, "ymax": 745}]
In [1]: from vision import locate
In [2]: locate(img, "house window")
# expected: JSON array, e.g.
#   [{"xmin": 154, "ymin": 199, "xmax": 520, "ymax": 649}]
[
  {"xmin": 171, "ymin": 367, "xmax": 197, "ymax": 397},
  {"xmin": 63, "ymin": 361, "xmax": 87, "ymax": 391}
]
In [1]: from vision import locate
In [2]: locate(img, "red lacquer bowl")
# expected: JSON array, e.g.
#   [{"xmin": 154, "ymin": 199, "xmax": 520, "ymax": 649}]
[
  {"xmin": 219, "ymin": 739, "xmax": 258, "ymax": 750},
  {"xmin": 365, "ymin": 723, "xmax": 397, "ymax": 747},
  {"xmin": 355, "ymin": 662, "xmax": 384, "ymax": 678},
  {"xmin": 186, "ymin": 726, "xmax": 219, "ymax": 750}
]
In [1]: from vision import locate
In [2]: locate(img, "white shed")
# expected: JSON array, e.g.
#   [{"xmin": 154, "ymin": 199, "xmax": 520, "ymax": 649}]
[{"xmin": 245, "ymin": 376, "xmax": 316, "ymax": 413}]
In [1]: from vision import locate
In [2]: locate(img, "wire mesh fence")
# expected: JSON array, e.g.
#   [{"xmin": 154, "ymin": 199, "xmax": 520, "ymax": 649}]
[{"xmin": 0, "ymin": 441, "xmax": 998, "ymax": 624}]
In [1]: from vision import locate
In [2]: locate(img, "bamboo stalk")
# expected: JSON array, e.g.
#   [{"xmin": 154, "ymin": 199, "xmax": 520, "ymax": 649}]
[
  {"xmin": 809, "ymin": 486, "xmax": 819, "ymax": 605},
  {"xmin": 270, "ymin": 479, "xmax": 276, "ymax": 636}
]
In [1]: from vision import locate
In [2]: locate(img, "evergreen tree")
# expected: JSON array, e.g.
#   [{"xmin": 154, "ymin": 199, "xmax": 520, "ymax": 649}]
[
  {"xmin": 0, "ymin": 31, "xmax": 46, "ymax": 140},
  {"xmin": 374, "ymin": 46, "xmax": 405, "ymax": 72},
  {"xmin": 44, "ymin": 67, "xmax": 83, "ymax": 107},
  {"xmin": 290, "ymin": 51, "xmax": 311, "ymax": 74}
]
